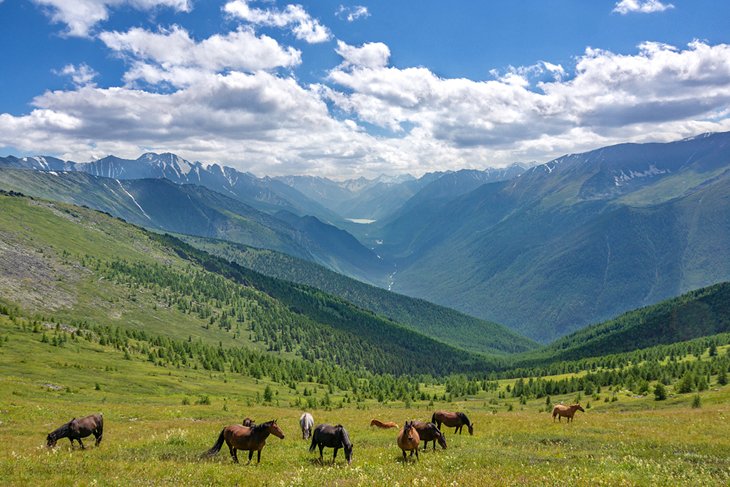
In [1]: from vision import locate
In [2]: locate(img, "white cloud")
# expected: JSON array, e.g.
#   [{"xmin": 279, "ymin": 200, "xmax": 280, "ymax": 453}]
[
  {"xmin": 100, "ymin": 25, "xmax": 301, "ymax": 86},
  {"xmin": 335, "ymin": 5, "xmax": 370, "ymax": 22},
  {"xmin": 224, "ymin": 0, "xmax": 331, "ymax": 44},
  {"xmin": 31, "ymin": 0, "xmax": 191, "ymax": 37},
  {"xmin": 55, "ymin": 63, "xmax": 99, "ymax": 87},
  {"xmin": 335, "ymin": 41, "xmax": 390, "ymax": 69},
  {"xmin": 613, "ymin": 0, "xmax": 674, "ymax": 14}
]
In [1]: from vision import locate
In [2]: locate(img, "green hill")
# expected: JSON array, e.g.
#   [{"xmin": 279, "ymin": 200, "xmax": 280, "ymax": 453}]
[
  {"xmin": 179, "ymin": 236, "xmax": 537, "ymax": 354},
  {"xmin": 0, "ymin": 191, "xmax": 497, "ymax": 377}
]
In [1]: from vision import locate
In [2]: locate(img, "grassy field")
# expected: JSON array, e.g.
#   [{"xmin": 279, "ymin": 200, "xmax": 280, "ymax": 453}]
[{"xmin": 2, "ymin": 316, "xmax": 729, "ymax": 486}]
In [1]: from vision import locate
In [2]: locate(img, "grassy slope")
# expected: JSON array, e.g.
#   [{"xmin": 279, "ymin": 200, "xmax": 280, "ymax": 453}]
[
  {"xmin": 1, "ymin": 313, "xmax": 729, "ymax": 485},
  {"xmin": 180, "ymin": 236, "xmax": 537, "ymax": 355},
  {"xmin": 516, "ymin": 282, "xmax": 730, "ymax": 366},
  {"xmin": 0, "ymin": 193, "xmax": 495, "ymax": 376}
]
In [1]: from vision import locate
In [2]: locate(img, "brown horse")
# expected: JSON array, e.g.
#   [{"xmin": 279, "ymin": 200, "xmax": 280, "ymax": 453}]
[
  {"xmin": 397, "ymin": 421, "xmax": 420, "ymax": 461},
  {"xmin": 204, "ymin": 420, "xmax": 285, "ymax": 464},
  {"xmin": 242, "ymin": 417, "xmax": 256, "ymax": 427},
  {"xmin": 431, "ymin": 411, "xmax": 474, "ymax": 435},
  {"xmin": 412, "ymin": 421, "xmax": 447, "ymax": 451},
  {"xmin": 370, "ymin": 419, "xmax": 398, "ymax": 429},
  {"xmin": 552, "ymin": 404, "xmax": 585, "ymax": 422},
  {"xmin": 46, "ymin": 413, "xmax": 103, "ymax": 449}
]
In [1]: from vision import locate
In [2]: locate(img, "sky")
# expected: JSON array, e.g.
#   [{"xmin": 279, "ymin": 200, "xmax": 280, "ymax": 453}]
[{"xmin": 0, "ymin": 0, "xmax": 729, "ymax": 178}]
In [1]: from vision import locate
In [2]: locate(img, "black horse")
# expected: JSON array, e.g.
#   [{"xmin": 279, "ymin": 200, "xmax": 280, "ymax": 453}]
[
  {"xmin": 309, "ymin": 424, "xmax": 353, "ymax": 465},
  {"xmin": 46, "ymin": 413, "xmax": 104, "ymax": 449}
]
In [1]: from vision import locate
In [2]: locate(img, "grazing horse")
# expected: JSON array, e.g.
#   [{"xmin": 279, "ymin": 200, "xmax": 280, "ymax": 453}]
[
  {"xmin": 204, "ymin": 420, "xmax": 285, "ymax": 464},
  {"xmin": 309, "ymin": 424, "xmax": 353, "ymax": 465},
  {"xmin": 431, "ymin": 411, "xmax": 474, "ymax": 435},
  {"xmin": 242, "ymin": 417, "xmax": 255, "ymax": 427},
  {"xmin": 397, "ymin": 421, "xmax": 420, "ymax": 461},
  {"xmin": 370, "ymin": 419, "xmax": 398, "ymax": 429},
  {"xmin": 46, "ymin": 413, "xmax": 103, "ymax": 449},
  {"xmin": 552, "ymin": 404, "xmax": 585, "ymax": 422},
  {"xmin": 411, "ymin": 421, "xmax": 446, "ymax": 451},
  {"xmin": 300, "ymin": 412, "xmax": 314, "ymax": 440}
]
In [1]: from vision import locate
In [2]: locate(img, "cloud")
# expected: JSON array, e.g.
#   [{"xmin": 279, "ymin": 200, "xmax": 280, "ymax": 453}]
[
  {"xmin": 224, "ymin": 0, "xmax": 331, "ymax": 44},
  {"xmin": 613, "ymin": 0, "xmax": 674, "ymax": 14},
  {"xmin": 335, "ymin": 5, "xmax": 370, "ymax": 22},
  {"xmin": 100, "ymin": 25, "xmax": 301, "ymax": 86},
  {"xmin": 335, "ymin": 41, "xmax": 390, "ymax": 69},
  {"xmin": 54, "ymin": 63, "xmax": 99, "ymax": 87},
  {"xmin": 31, "ymin": 0, "xmax": 191, "ymax": 37}
]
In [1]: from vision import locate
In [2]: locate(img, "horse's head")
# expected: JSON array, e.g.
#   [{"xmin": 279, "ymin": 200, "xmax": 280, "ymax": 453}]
[
  {"xmin": 467, "ymin": 422, "xmax": 474, "ymax": 436},
  {"xmin": 437, "ymin": 431, "xmax": 447, "ymax": 449},
  {"xmin": 268, "ymin": 419, "xmax": 285, "ymax": 439},
  {"xmin": 576, "ymin": 404, "xmax": 585, "ymax": 413},
  {"xmin": 344, "ymin": 443, "xmax": 353, "ymax": 465},
  {"xmin": 403, "ymin": 421, "xmax": 417, "ymax": 440},
  {"xmin": 46, "ymin": 433, "xmax": 57, "ymax": 448}
]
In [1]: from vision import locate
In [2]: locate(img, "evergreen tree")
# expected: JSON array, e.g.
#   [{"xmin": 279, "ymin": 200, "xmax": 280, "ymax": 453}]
[{"xmin": 654, "ymin": 383, "xmax": 667, "ymax": 401}]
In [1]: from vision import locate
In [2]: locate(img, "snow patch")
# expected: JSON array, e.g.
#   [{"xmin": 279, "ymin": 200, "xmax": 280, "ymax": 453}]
[
  {"xmin": 613, "ymin": 164, "xmax": 669, "ymax": 186},
  {"xmin": 116, "ymin": 179, "xmax": 151, "ymax": 220}
]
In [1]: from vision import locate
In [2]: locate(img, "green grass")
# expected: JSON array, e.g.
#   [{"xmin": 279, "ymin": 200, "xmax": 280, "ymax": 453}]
[{"xmin": 1, "ymin": 316, "xmax": 729, "ymax": 486}]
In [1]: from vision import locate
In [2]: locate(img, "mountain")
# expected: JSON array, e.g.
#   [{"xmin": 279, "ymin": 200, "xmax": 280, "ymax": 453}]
[
  {"xmin": 0, "ymin": 168, "xmax": 388, "ymax": 282},
  {"xmin": 179, "ymin": 235, "xmax": 537, "ymax": 355},
  {"xmin": 0, "ymin": 191, "xmax": 500, "ymax": 376},
  {"xmin": 1, "ymin": 152, "xmax": 341, "ymax": 224},
  {"xmin": 375, "ymin": 132, "xmax": 730, "ymax": 342},
  {"xmin": 517, "ymin": 281, "xmax": 730, "ymax": 365}
]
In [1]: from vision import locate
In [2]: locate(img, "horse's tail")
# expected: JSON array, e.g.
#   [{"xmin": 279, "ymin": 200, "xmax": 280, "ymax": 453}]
[
  {"xmin": 308, "ymin": 434, "xmax": 317, "ymax": 453},
  {"xmin": 204, "ymin": 429, "xmax": 226, "ymax": 457},
  {"xmin": 96, "ymin": 413, "xmax": 104, "ymax": 444}
]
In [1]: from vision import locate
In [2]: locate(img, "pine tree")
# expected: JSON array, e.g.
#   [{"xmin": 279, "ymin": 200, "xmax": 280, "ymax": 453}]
[{"xmin": 654, "ymin": 383, "xmax": 667, "ymax": 401}]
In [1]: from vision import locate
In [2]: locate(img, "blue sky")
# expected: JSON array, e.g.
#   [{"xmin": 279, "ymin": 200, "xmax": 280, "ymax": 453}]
[{"xmin": 1, "ymin": 0, "xmax": 729, "ymax": 177}]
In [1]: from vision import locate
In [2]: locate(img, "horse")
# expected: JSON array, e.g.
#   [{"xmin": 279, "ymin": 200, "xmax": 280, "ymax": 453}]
[
  {"xmin": 431, "ymin": 411, "xmax": 474, "ymax": 435},
  {"xmin": 204, "ymin": 419, "xmax": 285, "ymax": 464},
  {"xmin": 242, "ymin": 417, "xmax": 255, "ymax": 427},
  {"xmin": 370, "ymin": 419, "xmax": 398, "ymax": 429},
  {"xmin": 46, "ymin": 413, "xmax": 103, "ymax": 449},
  {"xmin": 552, "ymin": 403, "xmax": 585, "ymax": 422},
  {"xmin": 411, "ymin": 421, "xmax": 446, "ymax": 451},
  {"xmin": 309, "ymin": 424, "xmax": 353, "ymax": 465},
  {"xmin": 300, "ymin": 412, "xmax": 314, "ymax": 440},
  {"xmin": 397, "ymin": 421, "xmax": 420, "ymax": 461}
]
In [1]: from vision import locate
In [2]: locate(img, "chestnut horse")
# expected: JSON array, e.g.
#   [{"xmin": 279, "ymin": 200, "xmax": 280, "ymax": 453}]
[
  {"xmin": 397, "ymin": 421, "xmax": 420, "ymax": 461},
  {"xmin": 204, "ymin": 420, "xmax": 285, "ymax": 464},
  {"xmin": 552, "ymin": 404, "xmax": 585, "ymax": 422},
  {"xmin": 431, "ymin": 411, "xmax": 474, "ymax": 435},
  {"xmin": 412, "ymin": 421, "xmax": 446, "ymax": 451},
  {"xmin": 46, "ymin": 413, "xmax": 103, "ymax": 449},
  {"xmin": 242, "ymin": 417, "xmax": 255, "ymax": 427},
  {"xmin": 309, "ymin": 424, "xmax": 353, "ymax": 465},
  {"xmin": 370, "ymin": 419, "xmax": 398, "ymax": 429}
]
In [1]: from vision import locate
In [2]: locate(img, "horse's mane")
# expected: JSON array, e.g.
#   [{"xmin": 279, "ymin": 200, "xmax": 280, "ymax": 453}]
[
  {"xmin": 457, "ymin": 412, "xmax": 471, "ymax": 426},
  {"xmin": 336, "ymin": 425, "xmax": 352, "ymax": 449},
  {"xmin": 49, "ymin": 420, "xmax": 73, "ymax": 440},
  {"xmin": 253, "ymin": 420, "xmax": 276, "ymax": 432}
]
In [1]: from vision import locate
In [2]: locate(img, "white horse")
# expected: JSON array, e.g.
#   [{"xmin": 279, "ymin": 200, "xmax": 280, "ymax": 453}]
[{"xmin": 299, "ymin": 412, "xmax": 314, "ymax": 440}]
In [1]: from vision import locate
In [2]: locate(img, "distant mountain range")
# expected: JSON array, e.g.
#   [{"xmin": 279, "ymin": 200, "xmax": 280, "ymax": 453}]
[{"xmin": 3, "ymin": 132, "xmax": 730, "ymax": 343}]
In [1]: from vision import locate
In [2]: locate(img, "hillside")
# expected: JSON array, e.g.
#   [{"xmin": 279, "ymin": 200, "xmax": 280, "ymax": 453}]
[
  {"xmin": 0, "ymin": 169, "xmax": 388, "ymax": 283},
  {"xmin": 375, "ymin": 132, "xmax": 730, "ymax": 342},
  {"xmin": 0, "ymin": 192, "xmax": 496, "ymax": 376},
  {"xmin": 178, "ymin": 236, "xmax": 537, "ymax": 354}
]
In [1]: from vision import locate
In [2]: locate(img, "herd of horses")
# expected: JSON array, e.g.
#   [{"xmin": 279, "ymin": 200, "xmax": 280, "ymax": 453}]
[{"xmin": 45, "ymin": 404, "xmax": 584, "ymax": 464}]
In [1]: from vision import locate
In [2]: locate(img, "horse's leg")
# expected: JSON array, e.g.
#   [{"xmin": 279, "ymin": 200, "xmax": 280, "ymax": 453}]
[
  {"xmin": 229, "ymin": 446, "xmax": 239, "ymax": 463},
  {"xmin": 256, "ymin": 449, "xmax": 261, "ymax": 464},
  {"xmin": 247, "ymin": 450, "xmax": 254, "ymax": 465},
  {"xmin": 319, "ymin": 444, "xmax": 324, "ymax": 464},
  {"xmin": 402, "ymin": 450, "xmax": 407, "ymax": 461},
  {"xmin": 77, "ymin": 438, "xmax": 85, "ymax": 450},
  {"xmin": 414, "ymin": 447, "xmax": 419, "ymax": 461},
  {"xmin": 69, "ymin": 438, "xmax": 75, "ymax": 448},
  {"xmin": 333, "ymin": 447, "xmax": 338, "ymax": 465}
]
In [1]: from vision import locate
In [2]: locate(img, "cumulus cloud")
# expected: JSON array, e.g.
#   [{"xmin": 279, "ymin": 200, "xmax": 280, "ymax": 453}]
[
  {"xmin": 31, "ymin": 0, "xmax": 191, "ymax": 37},
  {"xmin": 335, "ymin": 41, "xmax": 390, "ymax": 69},
  {"xmin": 335, "ymin": 5, "xmax": 370, "ymax": 22},
  {"xmin": 54, "ymin": 63, "xmax": 99, "ymax": 87},
  {"xmin": 613, "ymin": 0, "xmax": 674, "ymax": 14},
  {"xmin": 224, "ymin": 0, "xmax": 331, "ymax": 44},
  {"xmin": 100, "ymin": 25, "xmax": 301, "ymax": 86}
]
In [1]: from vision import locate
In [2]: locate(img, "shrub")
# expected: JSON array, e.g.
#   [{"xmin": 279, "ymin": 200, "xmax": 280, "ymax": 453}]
[
  {"xmin": 654, "ymin": 383, "xmax": 667, "ymax": 401},
  {"xmin": 691, "ymin": 394, "xmax": 701, "ymax": 409}
]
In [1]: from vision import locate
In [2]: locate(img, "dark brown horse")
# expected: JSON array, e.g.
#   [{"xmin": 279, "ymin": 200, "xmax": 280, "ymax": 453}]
[
  {"xmin": 431, "ymin": 411, "xmax": 474, "ymax": 435},
  {"xmin": 397, "ymin": 421, "xmax": 420, "ymax": 461},
  {"xmin": 204, "ymin": 420, "xmax": 285, "ymax": 464},
  {"xmin": 370, "ymin": 419, "xmax": 398, "ymax": 429},
  {"xmin": 46, "ymin": 413, "xmax": 103, "ymax": 449},
  {"xmin": 412, "ymin": 421, "xmax": 446, "ymax": 451},
  {"xmin": 552, "ymin": 404, "xmax": 585, "ymax": 422},
  {"xmin": 242, "ymin": 417, "xmax": 256, "ymax": 427},
  {"xmin": 309, "ymin": 424, "xmax": 353, "ymax": 465}
]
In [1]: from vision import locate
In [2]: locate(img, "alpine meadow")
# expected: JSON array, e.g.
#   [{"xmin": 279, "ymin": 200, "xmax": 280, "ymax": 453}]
[{"xmin": 2, "ymin": 1, "xmax": 730, "ymax": 486}]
